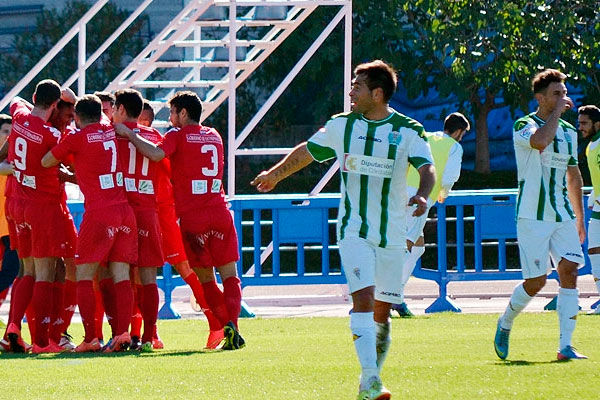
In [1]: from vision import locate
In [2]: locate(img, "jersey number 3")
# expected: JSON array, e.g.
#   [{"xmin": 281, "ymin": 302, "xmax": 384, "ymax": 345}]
[{"xmin": 201, "ymin": 144, "xmax": 218, "ymax": 177}]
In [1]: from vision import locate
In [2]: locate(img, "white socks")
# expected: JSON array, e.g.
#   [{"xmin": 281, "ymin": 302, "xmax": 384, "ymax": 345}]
[
  {"xmin": 402, "ymin": 245, "xmax": 425, "ymax": 285},
  {"xmin": 375, "ymin": 320, "xmax": 391, "ymax": 373},
  {"xmin": 557, "ymin": 287, "xmax": 579, "ymax": 350},
  {"xmin": 350, "ymin": 312, "xmax": 378, "ymax": 387},
  {"xmin": 500, "ymin": 283, "xmax": 533, "ymax": 330}
]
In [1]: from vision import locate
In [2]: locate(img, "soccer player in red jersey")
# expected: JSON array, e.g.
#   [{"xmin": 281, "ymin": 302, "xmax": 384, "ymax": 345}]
[
  {"xmin": 42, "ymin": 94, "xmax": 138, "ymax": 353},
  {"xmin": 113, "ymin": 89, "xmax": 163, "ymax": 351},
  {"xmin": 4, "ymin": 80, "xmax": 71, "ymax": 353},
  {"xmin": 139, "ymin": 105, "xmax": 224, "ymax": 349},
  {"xmin": 116, "ymin": 91, "xmax": 245, "ymax": 350},
  {"xmin": 46, "ymin": 95, "xmax": 79, "ymax": 350}
]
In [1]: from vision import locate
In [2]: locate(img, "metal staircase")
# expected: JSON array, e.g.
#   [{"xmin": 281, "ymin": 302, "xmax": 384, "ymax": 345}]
[
  {"xmin": 0, "ymin": 0, "xmax": 352, "ymax": 197},
  {"xmin": 105, "ymin": 0, "xmax": 350, "ymax": 128}
]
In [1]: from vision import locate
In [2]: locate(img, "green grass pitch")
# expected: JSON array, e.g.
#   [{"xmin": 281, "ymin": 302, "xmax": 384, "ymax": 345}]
[{"xmin": 2, "ymin": 312, "xmax": 599, "ymax": 399}]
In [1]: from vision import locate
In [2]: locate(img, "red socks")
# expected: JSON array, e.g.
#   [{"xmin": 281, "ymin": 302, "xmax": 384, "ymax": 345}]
[
  {"xmin": 130, "ymin": 284, "xmax": 143, "ymax": 338},
  {"xmin": 9, "ymin": 275, "xmax": 34, "ymax": 331},
  {"xmin": 32, "ymin": 281, "xmax": 53, "ymax": 347},
  {"xmin": 201, "ymin": 281, "xmax": 229, "ymax": 327},
  {"xmin": 223, "ymin": 277, "xmax": 242, "ymax": 329},
  {"xmin": 183, "ymin": 272, "xmax": 222, "ymax": 331},
  {"xmin": 114, "ymin": 280, "xmax": 133, "ymax": 336},
  {"xmin": 141, "ymin": 283, "xmax": 158, "ymax": 343},
  {"xmin": 58, "ymin": 279, "xmax": 77, "ymax": 335},
  {"xmin": 99, "ymin": 278, "xmax": 117, "ymax": 337},
  {"xmin": 49, "ymin": 282, "xmax": 64, "ymax": 343},
  {"xmin": 77, "ymin": 280, "xmax": 96, "ymax": 342}
]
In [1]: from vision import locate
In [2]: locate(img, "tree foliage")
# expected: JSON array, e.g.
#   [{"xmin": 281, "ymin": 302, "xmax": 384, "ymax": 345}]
[
  {"xmin": 353, "ymin": 0, "xmax": 600, "ymax": 173},
  {"xmin": 0, "ymin": 0, "xmax": 149, "ymax": 101}
]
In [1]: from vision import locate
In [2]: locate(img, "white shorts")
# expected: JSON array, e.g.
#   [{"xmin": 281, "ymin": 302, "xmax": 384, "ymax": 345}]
[
  {"xmin": 339, "ymin": 237, "xmax": 407, "ymax": 303},
  {"xmin": 588, "ymin": 218, "xmax": 600, "ymax": 249},
  {"xmin": 406, "ymin": 203, "xmax": 433, "ymax": 244},
  {"xmin": 405, "ymin": 186, "xmax": 435, "ymax": 244},
  {"xmin": 517, "ymin": 218, "xmax": 584, "ymax": 279}
]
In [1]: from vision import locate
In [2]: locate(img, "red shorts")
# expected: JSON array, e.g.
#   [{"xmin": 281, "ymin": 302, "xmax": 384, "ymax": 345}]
[
  {"xmin": 158, "ymin": 201, "xmax": 187, "ymax": 264},
  {"xmin": 179, "ymin": 205, "xmax": 239, "ymax": 269},
  {"xmin": 61, "ymin": 203, "xmax": 78, "ymax": 259},
  {"xmin": 16, "ymin": 201, "xmax": 68, "ymax": 259},
  {"xmin": 133, "ymin": 207, "xmax": 164, "ymax": 268},
  {"xmin": 75, "ymin": 203, "xmax": 138, "ymax": 265}
]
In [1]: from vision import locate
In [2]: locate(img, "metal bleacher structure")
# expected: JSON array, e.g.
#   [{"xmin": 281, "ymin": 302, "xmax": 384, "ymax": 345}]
[{"xmin": 2, "ymin": 0, "xmax": 597, "ymax": 318}]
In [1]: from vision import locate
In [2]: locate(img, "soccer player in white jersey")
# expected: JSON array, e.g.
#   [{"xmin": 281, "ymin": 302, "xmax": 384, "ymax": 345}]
[
  {"xmin": 393, "ymin": 112, "xmax": 469, "ymax": 317},
  {"xmin": 494, "ymin": 69, "xmax": 587, "ymax": 361},
  {"xmin": 578, "ymin": 105, "xmax": 600, "ymax": 313},
  {"xmin": 251, "ymin": 60, "xmax": 435, "ymax": 400}
]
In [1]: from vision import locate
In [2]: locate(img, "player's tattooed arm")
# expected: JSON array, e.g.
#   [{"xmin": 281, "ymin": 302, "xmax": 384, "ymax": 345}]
[{"xmin": 251, "ymin": 142, "xmax": 314, "ymax": 193}]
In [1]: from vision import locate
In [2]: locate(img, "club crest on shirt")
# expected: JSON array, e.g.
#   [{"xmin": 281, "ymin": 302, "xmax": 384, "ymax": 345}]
[
  {"xmin": 353, "ymin": 267, "xmax": 360, "ymax": 279},
  {"xmin": 388, "ymin": 131, "xmax": 402, "ymax": 145}
]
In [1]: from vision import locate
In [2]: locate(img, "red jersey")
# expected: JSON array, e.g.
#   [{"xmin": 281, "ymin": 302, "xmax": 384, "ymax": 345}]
[
  {"xmin": 159, "ymin": 125, "xmax": 226, "ymax": 216},
  {"xmin": 51, "ymin": 122, "xmax": 128, "ymax": 211},
  {"xmin": 117, "ymin": 121, "xmax": 161, "ymax": 210},
  {"xmin": 8, "ymin": 102, "xmax": 63, "ymax": 203},
  {"xmin": 156, "ymin": 157, "xmax": 174, "ymax": 206}
]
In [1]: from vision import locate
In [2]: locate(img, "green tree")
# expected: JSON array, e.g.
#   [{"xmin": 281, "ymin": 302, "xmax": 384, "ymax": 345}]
[
  {"xmin": 353, "ymin": 0, "xmax": 600, "ymax": 173},
  {"xmin": 0, "ymin": 0, "xmax": 149, "ymax": 101}
]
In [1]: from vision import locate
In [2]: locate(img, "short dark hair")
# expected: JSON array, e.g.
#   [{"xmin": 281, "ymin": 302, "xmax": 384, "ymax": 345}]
[
  {"xmin": 93, "ymin": 91, "xmax": 115, "ymax": 105},
  {"xmin": 75, "ymin": 95, "xmax": 102, "ymax": 124},
  {"xmin": 0, "ymin": 113, "xmax": 11, "ymax": 129},
  {"xmin": 169, "ymin": 91, "xmax": 202, "ymax": 122},
  {"xmin": 353, "ymin": 60, "xmax": 397, "ymax": 102},
  {"xmin": 579, "ymin": 105, "xmax": 600, "ymax": 125},
  {"xmin": 114, "ymin": 89, "xmax": 143, "ymax": 118},
  {"xmin": 444, "ymin": 112, "xmax": 470, "ymax": 133},
  {"xmin": 142, "ymin": 100, "xmax": 154, "ymax": 120},
  {"xmin": 34, "ymin": 79, "xmax": 61, "ymax": 108},
  {"xmin": 57, "ymin": 99, "xmax": 75, "ymax": 110},
  {"xmin": 532, "ymin": 69, "xmax": 566, "ymax": 94}
]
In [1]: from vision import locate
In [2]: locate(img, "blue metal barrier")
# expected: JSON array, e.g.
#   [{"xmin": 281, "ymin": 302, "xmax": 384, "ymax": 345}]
[{"xmin": 67, "ymin": 189, "xmax": 596, "ymax": 316}]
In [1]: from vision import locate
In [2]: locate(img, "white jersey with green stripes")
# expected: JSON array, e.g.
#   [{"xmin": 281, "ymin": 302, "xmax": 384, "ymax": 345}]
[
  {"xmin": 513, "ymin": 112, "xmax": 578, "ymax": 222},
  {"xmin": 307, "ymin": 110, "xmax": 433, "ymax": 248}
]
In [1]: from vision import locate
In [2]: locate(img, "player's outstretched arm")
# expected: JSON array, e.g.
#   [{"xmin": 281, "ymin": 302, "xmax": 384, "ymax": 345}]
[
  {"xmin": 114, "ymin": 123, "xmax": 165, "ymax": 162},
  {"xmin": 10, "ymin": 96, "xmax": 32, "ymax": 110},
  {"xmin": 251, "ymin": 142, "xmax": 314, "ymax": 193},
  {"xmin": 409, "ymin": 163, "xmax": 436, "ymax": 216},
  {"xmin": 566, "ymin": 165, "xmax": 586, "ymax": 244}
]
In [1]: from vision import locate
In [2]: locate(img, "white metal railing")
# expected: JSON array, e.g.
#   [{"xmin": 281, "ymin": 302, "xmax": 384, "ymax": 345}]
[{"xmin": 0, "ymin": 0, "xmax": 157, "ymax": 106}]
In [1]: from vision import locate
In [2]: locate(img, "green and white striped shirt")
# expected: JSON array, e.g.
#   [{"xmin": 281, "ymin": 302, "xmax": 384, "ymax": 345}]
[
  {"xmin": 513, "ymin": 113, "xmax": 577, "ymax": 222},
  {"xmin": 307, "ymin": 110, "xmax": 433, "ymax": 248}
]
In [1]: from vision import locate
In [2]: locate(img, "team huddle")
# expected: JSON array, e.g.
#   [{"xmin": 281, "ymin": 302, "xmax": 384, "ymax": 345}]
[{"xmin": 0, "ymin": 80, "xmax": 244, "ymax": 354}]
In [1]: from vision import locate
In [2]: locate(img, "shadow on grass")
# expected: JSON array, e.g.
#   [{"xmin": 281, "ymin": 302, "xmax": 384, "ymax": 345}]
[
  {"xmin": 495, "ymin": 359, "xmax": 555, "ymax": 366},
  {"xmin": 0, "ymin": 348, "xmax": 230, "ymax": 360}
]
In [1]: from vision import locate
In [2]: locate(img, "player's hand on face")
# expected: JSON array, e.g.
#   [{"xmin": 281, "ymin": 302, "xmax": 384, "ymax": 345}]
[
  {"xmin": 408, "ymin": 195, "xmax": 427, "ymax": 216},
  {"xmin": 250, "ymin": 171, "xmax": 277, "ymax": 193},
  {"xmin": 557, "ymin": 96, "xmax": 574, "ymax": 114}
]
